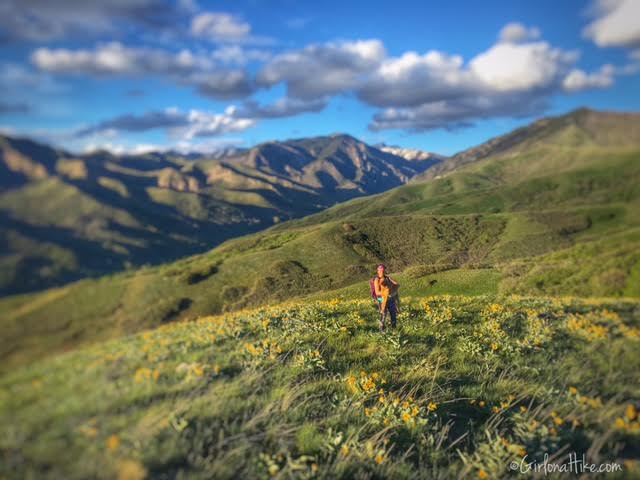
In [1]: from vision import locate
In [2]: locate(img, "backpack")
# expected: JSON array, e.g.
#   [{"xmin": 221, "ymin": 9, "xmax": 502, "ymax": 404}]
[
  {"xmin": 369, "ymin": 275, "xmax": 388, "ymax": 300},
  {"xmin": 369, "ymin": 276, "xmax": 377, "ymax": 300}
]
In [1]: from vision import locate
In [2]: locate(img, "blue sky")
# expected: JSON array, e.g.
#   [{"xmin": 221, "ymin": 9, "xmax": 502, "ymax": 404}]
[{"xmin": 1, "ymin": 0, "xmax": 639, "ymax": 155}]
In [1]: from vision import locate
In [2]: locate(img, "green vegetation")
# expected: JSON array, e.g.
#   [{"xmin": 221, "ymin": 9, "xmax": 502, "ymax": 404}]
[
  {"xmin": 1, "ymin": 133, "xmax": 433, "ymax": 295},
  {"xmin": 2, "ymin": 295, "xmax": 638, "ymax": 478},
  {"xmin": 2, "ymin": 110, "xmax": 640, "ymax": 373},
  {"xmin": 1, "ymin": 108, "xmax": 640, "ymax": 478}
]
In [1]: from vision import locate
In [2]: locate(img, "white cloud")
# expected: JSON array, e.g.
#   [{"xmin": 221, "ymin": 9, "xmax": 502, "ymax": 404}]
[
  {"xmin": 584, "ymin": 0, "xmax": 640, "ymax": 48},
  {"xmin": 470, "ymin": 41, "xmax": 577, "ymax": 92},
  {"xmin": 191, "ymin": 12, "xmax": 250, "ymax": 41},
  {"xmin": 181, "ymin": 107, "xmax": 256, "ymax": 139},
  {"xmin": 0, "ymin": 0, "xmax": 175, "ymax": 42},
  {"xmin": 238, "ymin": 97, "xmax": 328, "ymax": 118},
  {"xmin": 82, "ymin": 138, "xmax": 244, "ymax": 156},
  {"xmin": 212, "ymin": 45, "xmax": 271, "ymax": 65},
  {"xmin": 357, "ymin": 50, "xmax": 471, "ymax": 107},
  {"xmin": 188, "ymin": 11, "xmax": 274, "ymax": 45},
  {"xmin": 369, "ymin": 93, "xmax": 549, "ymax": 132},
  {"xmin": 31, "ymin": 42, "xmax": 213, "ymax": 76},
  {"xmin": 31, "ymin": 42, "xmax": 255, "ymax": 99},
  {"xmin": 563, "ymin": 65, "xmax": 615, "ymax": 92},
  {"xmin": 499, "ymin": 22, "xmax": 541, "ymax": 43},
  {"xmin": 259, "ymin": 23, "xmax": 627, "ymax": 132},
  {"xmin": 15, "ymin": 18, "xmax": 633, "ymax": 136},
  {"xmin": 75, "ymin": 106, "xmax": 257, "ymax": 141},
  {"xmin": 257, "ymin": 39, "xmax": 386, "ymax": 99},
  {"xmin": 359, "ymin": 24, "xmax": 626, "ymax": 131}
]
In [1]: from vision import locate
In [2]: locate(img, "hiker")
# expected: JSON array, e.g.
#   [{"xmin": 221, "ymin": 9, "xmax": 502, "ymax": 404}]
[{"xmin": 372, "ymin": 264, "xmax": 400, "ymax": 331}]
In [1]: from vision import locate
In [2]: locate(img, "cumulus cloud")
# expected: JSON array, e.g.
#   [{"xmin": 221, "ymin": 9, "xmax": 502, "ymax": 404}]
[
  {"xmin": 182, "ymin": 106, "xmax": 256, "ymax": 139},
  {"xmin": 191, "ymin": 12, "xmax": 250, "ymax": 41},
  {"xmin": 190, "ymin": 11, "xmax": 274, "ymax": 45},
  {"xmin": 563, "ymin": 65, "xmax": 615, "ymax": 91},
  {"xmin": 74, "ymin": 96, "xmax": 325, "ymax": 143},
  {"xmin": 499, "ymin": 22, "xmax": 541, "ymax": 43},
  {"xmin": 358, "ymin": 34, "xmax": 583, "ymax": 131},
  {"xmin": 0, "ymin": 0, "xmax": 175, "ymax": 42},
  {"xmin": 75, "ymin": 109, "xmax": 187, "ymax": 137},
  {"xmin": 257, "ymin": 39, "xmax": 386, "ymax": 99},
  {"xmin": 250, "ymin": 28, "xmax": 610, "ymax": 132},
  {"xmin": 212, "ymin": 45, "xmax": 271, "ymax": 65},
  {"xmin": 238, "ymin": 97, "xmax": 328, "ymax": 118},
  {"xmin": 186, "ymin": 71, "xmax": 254, "ymax": 99},
  {"xmin": 83, "ymin": 137, "xmax": 244, "ymax": 155},
  {"xmin": 357, "ymin": 50, "xmax": 472, "ymax": 108},
  {"xmin": 583, "ymin": 0, "xmax": 640, "ymax": 48},
  {"xmin": 31, "ymin": 42, "xmax": 256, "ymax": 99},
  {"xmin": 470, "ymin": 41, "xmax": 578, "ymax": 92},
  {"xmin": 17, "ymin": 17, "xmax": 634, "ymax": 136},
  {"xmin": 31, "ymin": 42, "xmax": 212, "ymax": 76},
  {"xmin": 75, "ymin": 107, "xmax": 256, "ymax": 140},
  {"xmin": 369, "ymin": 93, "xmax": 549, "ymax": 132},
  {"xmin": 363, "ymin": 24, "xmax": 639, "ymax": 131}
]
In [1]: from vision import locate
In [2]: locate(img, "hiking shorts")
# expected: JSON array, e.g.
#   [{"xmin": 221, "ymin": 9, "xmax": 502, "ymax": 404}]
[{"xmin": 378, "ymin": 296, "xmax": 397, "ymax": 328}]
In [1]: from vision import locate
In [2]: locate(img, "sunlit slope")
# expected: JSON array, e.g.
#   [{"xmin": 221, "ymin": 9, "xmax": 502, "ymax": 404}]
[
  {"xmin": 1, "ymin": 133, "xmax": 436, "ymax": 295},
  {"xmin": 1, "ymin": 109, "xmax": 639, "ymax": 371},
  {"xmin": 1, "ymin": 295, "xmax": 639, "ymax": 479}
]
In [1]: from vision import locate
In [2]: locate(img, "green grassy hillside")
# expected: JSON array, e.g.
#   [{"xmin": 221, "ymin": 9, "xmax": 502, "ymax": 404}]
[
  {"xmin": 413, "ymin": 107, "xmax": 640, "ymax": 182},
  {"xmin": 2, "ymin": 108, "xmax": 640, "ymax": 478},
  {"xmin": 2, "ymin": 295, "xmax": 639, "ymax": 478},
  {"xmin": 1, "ymin": 134, "xmax": 436, "ymax": 295},
  {"xmin": 1, "ymin": 108, "xmax": 639, "ymax": 373}
]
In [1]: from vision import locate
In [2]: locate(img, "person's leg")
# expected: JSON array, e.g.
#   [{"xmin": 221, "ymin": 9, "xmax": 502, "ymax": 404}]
[{"xmin": 388, "ymin": 297, "xmax": 397, "ymax": 328}]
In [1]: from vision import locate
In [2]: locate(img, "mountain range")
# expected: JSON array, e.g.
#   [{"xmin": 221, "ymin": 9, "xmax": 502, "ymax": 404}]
[
  {"xmin": 0, "ymin": 133, "xmax": 440, "ymax": 295},
  {"xmin": 2, "ymin": 107, "xmax": 639, "ymax": 371}
]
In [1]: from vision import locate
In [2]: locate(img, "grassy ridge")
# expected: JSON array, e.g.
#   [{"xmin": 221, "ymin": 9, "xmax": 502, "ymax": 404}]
[
  {"xmin": 4, "ymin": 202, "xmax": 635, "ymax": 373},
  {"xmin": 1, "ymin": 109, "xmax": 639, "ymax": 372},
  {"xmin": 2, "ymin": 294, "xmax": 639, "ymax": 478},
  {"xmin": 2, "ymin": 109, "xmax": 640, "ymax": 478},
  {"xmin": 1, "ymin": 133, "xmax": 435, "ymax": 295},
  {"xmin": 1, "ymin": 202, "xmax": 638, "ymax": 372}
]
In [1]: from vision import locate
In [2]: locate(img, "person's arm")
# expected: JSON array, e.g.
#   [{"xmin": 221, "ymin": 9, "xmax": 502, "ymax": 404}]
[
  {"xmin": 388, "ymin": 276, "xmax": 400, "ymax": 296},
  {"xmin": 374, "ymin": 277, "xmax": 382, "ymax": 297}
]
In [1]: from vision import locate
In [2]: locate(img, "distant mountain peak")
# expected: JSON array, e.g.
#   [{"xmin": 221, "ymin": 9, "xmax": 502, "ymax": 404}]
[{"xmin": 376, "ymin": 144, "xmax": 444, "ymax": 162}]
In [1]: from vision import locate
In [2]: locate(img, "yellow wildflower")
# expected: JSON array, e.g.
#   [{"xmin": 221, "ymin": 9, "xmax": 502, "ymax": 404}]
[
  {"xmin": 107, "ymin": 435, "xmax": 120, "ymax": 452},
  {"xmin": 626, "ymin": 404, "xmax": 637, "ymax": 421},
  {"xmin": 117, "ymin": 459, "xmax": 147, "ymax": 480}
]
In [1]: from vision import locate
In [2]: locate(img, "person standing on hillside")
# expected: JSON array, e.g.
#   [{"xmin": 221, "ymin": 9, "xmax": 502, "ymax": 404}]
[{"xmin": 373, "ymin": 264, "xmax": 400, "ymax": 331}]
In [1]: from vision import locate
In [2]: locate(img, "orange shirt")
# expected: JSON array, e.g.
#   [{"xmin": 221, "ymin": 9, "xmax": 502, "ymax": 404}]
[{"xmin": 374, "ymin": 275, "xmax": 398, "ymax": 298}]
